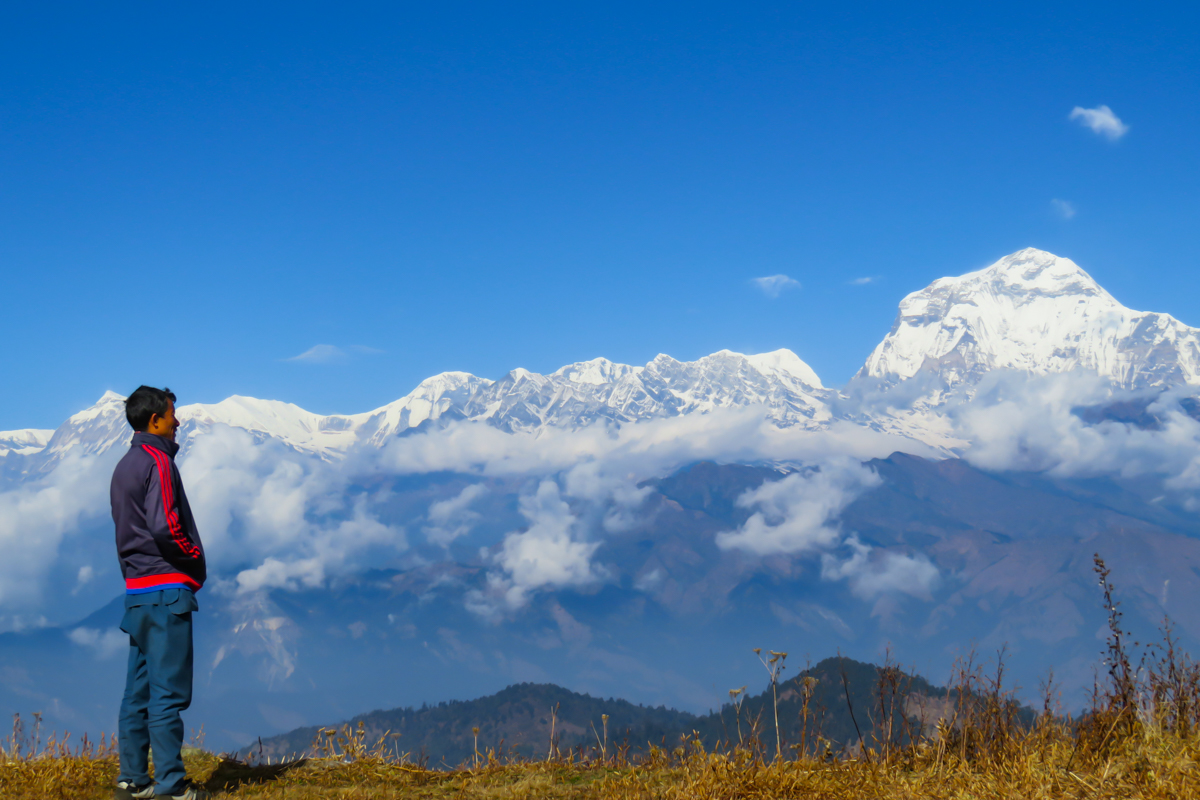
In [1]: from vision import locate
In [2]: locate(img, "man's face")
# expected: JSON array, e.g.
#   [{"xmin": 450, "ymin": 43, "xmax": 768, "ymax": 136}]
[{"xmin": 147, "ymin": 400, "xmax": 180, "ymax": 442}]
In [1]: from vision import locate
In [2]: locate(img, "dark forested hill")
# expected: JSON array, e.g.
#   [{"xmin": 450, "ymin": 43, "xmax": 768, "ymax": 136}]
[
  {"xmin": 254, "ymin": 656, "xmax": 994, "ymax": 766},
  {"xmin": 253, "ymin": 681, "xmax": 699, "ymax": 766}
]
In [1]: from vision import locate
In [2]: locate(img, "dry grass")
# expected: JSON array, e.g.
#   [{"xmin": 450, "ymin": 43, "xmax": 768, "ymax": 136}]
[
  {"xmin": 6, "ymin": 554, "xmax": 1200, "ymax": 799},
  {"xmin": 4, "ymin": 730, "xmax": 1200, "ymax": 800}
]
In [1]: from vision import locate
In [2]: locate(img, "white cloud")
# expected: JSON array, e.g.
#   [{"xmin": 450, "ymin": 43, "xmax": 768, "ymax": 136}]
[
  {"xmin": 381, "ymin": 412, "xmax": 923, "ymax": 617},
  {"xmin": 285, "ymin": 344, "xmax": 384, "ymax": 364},
  {"xmin": 68, "ymin": 627, "xmax": 128, "ymax": 660},
  {"xmin": 41, "ymin": 373, "xmax": 1177, "ymax": 623},
  {"xmin": 850, "ymin": 277, "xmax": 877, "ymax": 286},
  {"xmin": 231, "ymin": 496, "xmax": 405, "ymax": 593},
  {"xmin": 633, "ymin": 568, "xmax": 663, "ymax": 592},
  {"xmin": 423, "ymin": 484, "xmax": 488, "ymax": 547},
  {"xmin": 374, "ymin": 407, "xmax": 931, "ymax": 482},
  {"xmin": 820, "ymin": 535, "xmax": 939, "ymax": 600},
  {"xmin": 713, "ymin": 455, "xmax": 938, "ymax": 601},
  {"xmin": 235, "ymin": 556, "xmax": 326, "ymax": 593},
  {"xmin": 179, "ymin": 426, "xmax": 406, "ymax": 595},
  {"xmin": 71, "ymin": 565, "xmax": 94, "ymax": 595},
  {"xmin": 1070, "ymin": 105, "xmax": 1129, "ymax": 140},
  {"xmin": 477, "ymin": 480, "xmax": 603, "ymax": 612},
  {"xmin": 1051, "ymin": 199, "xmax": 1076, "ymax": 219},
  {"xmin": 751, "ymin": 274, "xmax": 801, "ymax": 298},
  {"xmin": 371, "ymin": 409, "xmax": 938, "ymax": 615},
  {"xmin": 715, "ymin": 459, "xmax": 881, "ymax": 556},
  {"xmin": 560, "ymin": 460, "xmax": 652, "ymax": 533},
  {"xmin": 15, "ymin": 363, "xmax": 1200, "ymax": 626},
  {"xmin": 285, "ymin": 344, "xmax": 344, "ymax": 364},
  {"xmin": 953, "ymin": 373, "xmax": 1200, "ymax": 496},
  {"xmin": 0, "ymin": 402, "xmax": 936, "ymax": 621},
  {"xmin": 76, "ymin": 565, "xmax": 94, "ymax": 585},
  {"xmin": 0, "ymin": 449, "xmax": 115, "ymax": 610}
]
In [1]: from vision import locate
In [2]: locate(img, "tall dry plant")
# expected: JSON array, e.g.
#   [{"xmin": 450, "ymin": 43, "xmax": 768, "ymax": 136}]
[{"xmin": 753, "ymin": 648, "xmax": 788, "ymax": 762}]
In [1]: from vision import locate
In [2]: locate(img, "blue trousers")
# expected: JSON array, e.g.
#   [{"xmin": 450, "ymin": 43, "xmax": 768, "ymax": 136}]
[{"xmin": 118, "ymin": 588, "xmax": 198, "ymax": 795}]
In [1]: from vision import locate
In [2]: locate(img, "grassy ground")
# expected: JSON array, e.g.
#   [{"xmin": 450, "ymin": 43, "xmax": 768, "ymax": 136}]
[{"xmin": 3, "ymin": 726, "xmax": 1200, "ymax": 800}]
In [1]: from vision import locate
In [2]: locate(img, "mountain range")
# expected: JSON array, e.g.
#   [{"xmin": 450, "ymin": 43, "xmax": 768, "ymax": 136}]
[
  {"xmin": 2, "ymin": 247, "xmax": 1199, "ymax": 753},
  {"xmin": 7, "ymin": 248, "xmax": 1199, "ymax": 475}
]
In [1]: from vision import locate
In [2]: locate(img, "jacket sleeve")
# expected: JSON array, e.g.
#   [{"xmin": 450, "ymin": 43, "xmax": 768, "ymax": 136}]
[{"xmin": 144, "ymin": 455, "xmax": 204, "ymax": 567}]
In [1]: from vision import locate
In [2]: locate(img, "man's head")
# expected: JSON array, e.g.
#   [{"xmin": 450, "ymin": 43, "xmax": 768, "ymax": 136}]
[{"xmin": 125, "ymin": 386, "xmax": 179, "ymax": 441}]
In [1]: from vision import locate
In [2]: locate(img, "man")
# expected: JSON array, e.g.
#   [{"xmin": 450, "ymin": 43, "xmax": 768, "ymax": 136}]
[{"xmin": 110, "ymin": 386, "xmax": 209, "ymax": 800}]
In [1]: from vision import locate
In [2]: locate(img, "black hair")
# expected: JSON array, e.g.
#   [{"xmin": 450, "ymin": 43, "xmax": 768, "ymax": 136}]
[{"xmin": 125, "ymin": 386, "xmax": 177, "ymax": 432}]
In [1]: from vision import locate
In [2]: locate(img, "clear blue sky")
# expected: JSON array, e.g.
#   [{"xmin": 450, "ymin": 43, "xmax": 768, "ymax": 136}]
[{"xmin": 3, "ymin": 2, "xmax": 1198, "ymax": 430}]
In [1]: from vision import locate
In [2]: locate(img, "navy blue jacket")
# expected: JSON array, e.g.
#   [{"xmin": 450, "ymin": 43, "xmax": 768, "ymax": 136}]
[{"xmin": 110, "ymin": 432, "xmax": 206, "ymax": 594}]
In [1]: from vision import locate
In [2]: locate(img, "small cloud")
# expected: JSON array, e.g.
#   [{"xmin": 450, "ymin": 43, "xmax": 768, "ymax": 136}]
[
  {"xmin": 423, "ymin": 484, "xmax": 488, "ymax": 547},
  {"xmin": 286, "ymin": 345, "xmax": 345, "ymax": 364},
  {"xmin": 850, "ymin": 277, "xmax": 877, "ymax": 286},
  {"xmin": 68, "ymin": 626, "xmax": 128, "ymax": 659},
  {"xmin": 70, "ymin": 565, "xmax": 94, "ymax": 596},
  {"xmin": 751, "ymin": 274, "xmax": 801, "ymax": 298},
  {"xmin": 1069, "ymin": 105, "xmax": 1129, "ymax": 140},
  {"xmin": 284, "ymin": 344, "xmax": 384, "ymax": 364},
  {"xmin": 1051, "ymin": 198, "xmax": 1076, "ymax": 219},
  {"xmin": 820, "ymin": 535, "xmax": 939, "ymax": 600}
]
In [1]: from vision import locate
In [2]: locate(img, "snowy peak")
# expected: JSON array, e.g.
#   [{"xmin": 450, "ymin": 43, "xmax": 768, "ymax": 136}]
[
  {"xmin": 353, "ymin": 372, "xmax": 494, "ymax": 447},
  {"xmin": 935, "ymin": 248, "xmax": 1114, "ymax": 304},
  {"xmin": 456, "ymin": 349, "xmax": 826, "ymax": 433},
  {"xmin": 745, "ymin": 349, "xmax": 825, "ymax": 389},
  {"xmin": 634, "ymin": 349, "xmax": 829, "ymax": 424},
  {"xmin": 179, "ymin": 396, "xmax": 362, "ymax": 456},
  {"xmin": 0, "ymin": 429, "xmax": 54, "ymax": 458},
  {"xmin": 551, "ymin": 358, "xmax": 641, "ymax": 386},
  {"xmin": 861, "ymin": 248, "xmax": 1200, "ymax": 389},
  {"xmin": 41, "ymin": 392, "xmax": 130, "ymax": 459},
  {"xmin": 6, "ymin": 348, "xmax": 830, "ymax": 471}
]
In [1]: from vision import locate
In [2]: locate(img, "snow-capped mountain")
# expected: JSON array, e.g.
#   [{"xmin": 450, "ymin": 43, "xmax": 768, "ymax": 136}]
[
  {"xmin": 181, "ymin": 396, "xmax": 366, "ymax": 455},
  {"xmin": 443, "ymin": 349, "xmax": 829, "ymax": 434},
  {"xmin": 352, "ymin": 348, "xmax": 828, "ymax": 439},
  {"xmin": 9, "ymin": 247, "xmax": 1200, "ymax": 472},
  {"xmin": 0, "ymin": 429, "xmax": 53, "ymax": 458},
  {"xmin": 351, "ymin": 371, "xmax": 493, "ymax": 447},
  {"xmin": 860, "ymin": 248, "xmax": 1200, "ymax": 390},
  {"xmin": 12, "ymin": 391, "xmax": 133, "ymax": 476},
  {"xmin": 4, "ymin": 348, "xmax": 830, "ymax": 472}
]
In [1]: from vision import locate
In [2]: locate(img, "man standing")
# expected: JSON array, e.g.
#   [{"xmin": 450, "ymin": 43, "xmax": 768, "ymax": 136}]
[{"xmin": 110, "ymin": 386, "xmax": 209, "ymax": 800}]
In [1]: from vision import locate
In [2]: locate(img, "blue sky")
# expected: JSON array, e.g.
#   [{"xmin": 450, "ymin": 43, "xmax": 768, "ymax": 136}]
[{"xmin": 2, "ymin": 2, "xmax": 1198, "ymax": 430}]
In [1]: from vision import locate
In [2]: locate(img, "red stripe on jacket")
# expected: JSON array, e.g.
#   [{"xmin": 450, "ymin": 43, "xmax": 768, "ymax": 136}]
[{"xmin": 141, "ymin": 444, "xmax": 203, "ymax": 559}]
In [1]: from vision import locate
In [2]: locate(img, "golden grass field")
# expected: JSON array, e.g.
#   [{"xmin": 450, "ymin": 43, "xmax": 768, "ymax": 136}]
[
  {"xmin": 3, "ymin": 723, "xmax": 1200, "ymax": 800},
  {"xmin": 5, "ymin": 556, "xmax": 1200, "ymax": 799}
]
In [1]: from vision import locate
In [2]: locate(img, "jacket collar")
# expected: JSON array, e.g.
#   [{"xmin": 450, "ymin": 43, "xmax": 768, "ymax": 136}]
[{"xmin": 132, "ymin": 431, "xmax": 180, "ymax": 458}]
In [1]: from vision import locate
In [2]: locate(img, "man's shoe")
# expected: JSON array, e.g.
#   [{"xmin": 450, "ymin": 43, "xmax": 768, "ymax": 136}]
[
  {"xmin": 114, "ymin": 781, "xmax": 155, "ymax": 800},
  {"xmin": 153, "ymin": 781, "xmax": 211, "ymax": 800}
]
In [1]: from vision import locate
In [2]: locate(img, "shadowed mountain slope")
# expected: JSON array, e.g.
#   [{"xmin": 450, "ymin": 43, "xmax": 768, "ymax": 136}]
[{"xmin": 254, "ymin": 657, "xmax": 972, "ymax": 766}]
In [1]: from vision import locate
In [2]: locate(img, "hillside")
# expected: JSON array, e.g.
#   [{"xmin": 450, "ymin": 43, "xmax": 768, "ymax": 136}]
[
  {"xmin": 254, "ymin": 656, "xmax": 992, "ymax": 766},
  {"xmin": 254, "ymin": 681, "xmax": 700, "ymax": 766}
]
